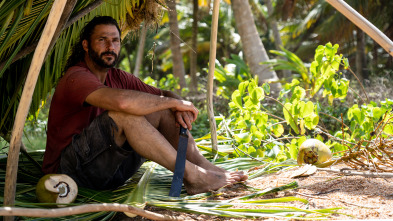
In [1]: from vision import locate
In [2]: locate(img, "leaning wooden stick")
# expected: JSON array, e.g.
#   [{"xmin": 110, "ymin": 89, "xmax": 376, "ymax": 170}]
[
  {"xmin": 4, "ymin": 0, "xmax": 67, "ymax": 217},
  {"xmin": 326, "ymin": 0, "xmax": 393, "ymax": 57},
  {"xmin": 0, "ymin": 204, "xmax": 180, "ymax": 220},
  {"xmin": 206, "ymin": 0, "xmax": 221, "ymax": 155}
]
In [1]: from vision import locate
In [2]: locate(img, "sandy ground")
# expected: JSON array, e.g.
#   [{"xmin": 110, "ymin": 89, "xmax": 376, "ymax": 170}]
[{"xmin": 116, "ymin": 163, "xmax": 393, "ymax": 220}]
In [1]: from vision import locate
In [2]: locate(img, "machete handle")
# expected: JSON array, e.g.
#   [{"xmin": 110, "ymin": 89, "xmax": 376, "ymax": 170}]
[{"xmin": 179, "ymin": 125, "xmax": 188, "ymax": 137}]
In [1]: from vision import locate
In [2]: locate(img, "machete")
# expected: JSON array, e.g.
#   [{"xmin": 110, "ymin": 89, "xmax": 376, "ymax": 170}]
[{"xmin": 169, "ymin": 126, "xmax": 189, "ymax": 197}]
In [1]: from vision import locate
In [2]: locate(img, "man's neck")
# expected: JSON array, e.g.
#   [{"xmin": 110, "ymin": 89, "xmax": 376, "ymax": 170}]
[{"xmin": 84, "ymin": 57, "xmax": 109, "ymax": 83}]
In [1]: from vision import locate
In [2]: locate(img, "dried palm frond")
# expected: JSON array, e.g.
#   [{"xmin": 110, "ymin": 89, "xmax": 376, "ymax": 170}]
[{"xmin": 318, "ymin": 116, "xmax": 393, "ymax": 172}]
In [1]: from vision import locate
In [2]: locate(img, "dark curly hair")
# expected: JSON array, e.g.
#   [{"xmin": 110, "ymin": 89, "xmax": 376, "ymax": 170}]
[{"xmin": 64, "ymin": 16, "xmax": 121, "ymax": 72}]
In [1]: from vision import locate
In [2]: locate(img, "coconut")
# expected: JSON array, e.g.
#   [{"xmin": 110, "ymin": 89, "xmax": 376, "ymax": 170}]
[
  {"xmin": 36, "ymin": 174, "xmax": 78, "ymax": 207},
  {"xmin": 297, "ymin": 139, "xmax": 332, "ymax": 165}
]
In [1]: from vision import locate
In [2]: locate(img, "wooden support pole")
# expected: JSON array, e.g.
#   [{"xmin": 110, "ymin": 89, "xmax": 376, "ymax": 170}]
[
  {"xmin": 3, "ymin": 0, "xmax": 68, "ymax": 219},
  {"xmin": 0, "ymin": 204, "xmax": 179, "ymax": 220},
  {"xmin": 206, "ymin": 0, "xmax": 220, "ymax": 155},
  {"xmin": 326, "ymin": 0, "xmax": 393, "ymax": 57}
]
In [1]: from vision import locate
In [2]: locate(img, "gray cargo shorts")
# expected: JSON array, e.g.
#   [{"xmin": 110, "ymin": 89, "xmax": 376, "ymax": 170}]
[{"xmin": 58, "ymin": 111, "xmax": 145, "ymax": 190}]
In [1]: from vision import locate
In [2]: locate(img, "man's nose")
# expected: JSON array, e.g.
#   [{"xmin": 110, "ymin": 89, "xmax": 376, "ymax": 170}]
[{"xmin": 106, "ymin": 41, "xmax": 115, "ymax": 51}]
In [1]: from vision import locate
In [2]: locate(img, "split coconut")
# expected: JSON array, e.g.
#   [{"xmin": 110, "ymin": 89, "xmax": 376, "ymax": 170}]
[
  {"xmin": 297, "ymin": 139, "xmax": 332, "ymax": 166},
  {"xmin": 36, "ymin": 174, "xmax": 78, "ymax": 207}
]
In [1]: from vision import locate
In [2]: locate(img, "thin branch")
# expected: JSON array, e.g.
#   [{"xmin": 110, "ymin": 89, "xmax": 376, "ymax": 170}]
[
  {"xmin": 262, "ymin": 136, "xmax": 300, "ymax": 146},
  {"xmin": 319, "ymin": 112, "xmax": 352, "ymax": 133},
  {"xmin": 220, "ymin": 118, "xmax": 264, "ymax": 162},
  {"xmin": 347, "ymin": 67, "xmax": 370, "ymax": 103},
  {"xmin": 231, "ymin": 144, "xmax": 264, "ymax": 163},
  {"xmin": 0, "ymin": 203, "xmax": 180, "ymax": 220},
  {"xmin": 265, "ymin": 112, "xmax": 284, "ymax": 121},
  {"xmin": 317, "ymin": 167, "xmax": 393, "ymax": 178},
  {"xmin": 348, "ymin": 86, "xmax": 366, "ymax": 104},
  {"xmin": 314, "ymin": 128, "xmax": 356, "ymax": 146}
]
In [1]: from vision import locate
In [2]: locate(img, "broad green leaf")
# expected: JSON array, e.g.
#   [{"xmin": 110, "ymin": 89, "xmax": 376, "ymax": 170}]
[
  {"xmin": 302, "ymin": 101, "xmax": 314, "ymax": 118},
  {"xmin": 266, "ymin": 145, "xmax": 281, "ymax": 158},
  {"xmin": 298, "ymin": 118, "xmax": 305, "ymax": 135},
  {"xmin": 262, "ymin": 83, "xmax": 270, "ymax": 95},
  {"xmin": 251, "ymin": 87, "xmax": 264, "ymax": 104},
  {"xmin": 238, "ymin": 81, "xmax": 249, "ymax": 96},
  {"xmin": 284, "ymin": 79, "xmax": 300, "ymax": 90},
  {"xmin": 314, "ymin": 45, "xmax": 324, "ymax": 64},
  {"xmin": 304, "ymin": 113, "xmax": 319, "ymax": 130},
  {"xmin": 234, "ymin": 132, "xmax": 251, "ymax": 143},
  {"xmin": 372, "ymin": 107, "xmax": 384, "ymax": 121},
  {"xmin": 331, "ymin": 54, "xmax": 342, "ymax": 70},
  {"xmin": 283, "ymin": 103, "xmax": 299, "ymax": 134},
  {"xmin": 383, "ymin": 123, "xmax": 393, "ymax": 135},
  {"xmin": 248, "ymin": 146, "xmax": 257, "ymax": 157},
  {"xmin": 231, "ymin": 90, "xmax": 242, "ymax": 109},
  {"xmin": 292, "ymin": 86, "xmax": 306, "ymax": 101},
  {"xmin": 294, "ymin": 101, "xmax": 305, "ymax": 116},
  {"xmin": 310, "ymin": 60, "xmax": 318, "ymax": 77},
  {"xmin": 272, "ymin": 123, "xmax": 284, "ymax": 137},
  {"xmin": 348, "ymin": 105, "xmax": 363, "ymax": 124}
]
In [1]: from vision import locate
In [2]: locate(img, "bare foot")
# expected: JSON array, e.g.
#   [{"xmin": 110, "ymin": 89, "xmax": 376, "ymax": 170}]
[
  {"xmin": 198, "ymin": 160, "xmax": 248, "ymax": 181},
  {"xmin": 184, "ymin": 167, "xmax": 248, "ymax": 195}
]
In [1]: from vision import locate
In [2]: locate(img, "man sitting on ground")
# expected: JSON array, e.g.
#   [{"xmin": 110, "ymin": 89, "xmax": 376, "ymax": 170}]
[{"xmin": 42, "ymin": 16, "xmax": 247, "ymax": 194}]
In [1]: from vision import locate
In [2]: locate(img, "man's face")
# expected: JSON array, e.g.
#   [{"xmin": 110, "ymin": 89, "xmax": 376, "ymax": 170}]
[{"xmin": 85, "ymin": 24, "xmax": 121, "ymax": 68}]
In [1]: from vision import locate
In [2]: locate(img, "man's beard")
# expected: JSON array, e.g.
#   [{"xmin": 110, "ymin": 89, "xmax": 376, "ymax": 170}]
[{"xmin": 88, "ymin": 44, "xmax": 119, "ymax": 68}]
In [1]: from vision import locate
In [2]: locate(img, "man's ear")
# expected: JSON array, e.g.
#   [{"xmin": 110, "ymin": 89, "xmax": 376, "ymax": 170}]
[{"xmin": 82, "ymin": 40, "xmax": 88, "ymax": 52}]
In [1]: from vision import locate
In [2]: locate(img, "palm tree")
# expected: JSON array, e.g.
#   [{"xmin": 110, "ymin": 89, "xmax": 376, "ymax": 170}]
[
  {"xmin": 189, "ymin": 0, "xmax": 199, "ymax": 93},
  {"xmin": 166, "ymin": 0, "xmax": 187, "ymax": 89},
  {"xmin": 267, "ymin": 0, "xmax": 291, "ymax": 80},
  {"xmin": 133, "ymin": 24, "xmax": 148, "ymax": 77},
  {"xmin": 231, "ymin": 0, "xmax": 281, "ymax": 93}
]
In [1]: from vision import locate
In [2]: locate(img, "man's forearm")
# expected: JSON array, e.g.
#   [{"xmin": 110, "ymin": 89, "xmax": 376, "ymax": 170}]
[{"xmin": 161, "ymin": 90, "xmax": 183, "ymax": 100}]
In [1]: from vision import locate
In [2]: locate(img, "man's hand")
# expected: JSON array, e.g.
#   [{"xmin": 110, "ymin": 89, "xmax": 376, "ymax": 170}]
[
  {"xmin": 174, "ymin": 111, "xmax": 196, "ymax": 130},
  {"xmin": 172, "ymin": 100, "xmax": 199, "ymax": 130}
]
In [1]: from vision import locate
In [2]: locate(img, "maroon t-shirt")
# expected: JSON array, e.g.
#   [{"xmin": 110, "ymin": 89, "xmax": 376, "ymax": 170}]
[{"xmin": 42, "ymin": 62, "xmax": 161, "ymax": 174}]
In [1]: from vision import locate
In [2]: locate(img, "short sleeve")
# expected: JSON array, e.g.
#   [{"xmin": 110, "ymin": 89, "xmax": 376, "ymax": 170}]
[
  {"xmin": 64, "ymin": 66, "xmax": 107, "ymax": 106},
  {"xmin": 107, "ymin": 68, "xmax": 161, "ymax": 95}
]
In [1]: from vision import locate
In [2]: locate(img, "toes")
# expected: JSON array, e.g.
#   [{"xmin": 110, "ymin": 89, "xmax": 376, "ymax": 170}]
[{"xmin": 228, "ymin": 171, "xmax": 248, "ymax": 182}]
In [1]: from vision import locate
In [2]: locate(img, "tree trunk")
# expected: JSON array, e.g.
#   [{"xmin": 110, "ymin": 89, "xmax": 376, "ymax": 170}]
[
  {"xmin": 133, "ymin": 24, "xmax": 148, "ymax": 77},
  {"xmin": 356, "ymin": 27, "xmax": 367, "ymax": 82},
  {"xmin": 231, "ymin": 0, "xmax": 281, "ymax": 94},
  {"xmin": 189, "ymin": 0, "xmax": 199, "ymax": 93},
  {"xmin": 265, "ymin": 0, "xmax": 291, "ymax": 79},
  {"xmin": 166, "ymin": 0, "xmax": 186, "ymax": 89}
]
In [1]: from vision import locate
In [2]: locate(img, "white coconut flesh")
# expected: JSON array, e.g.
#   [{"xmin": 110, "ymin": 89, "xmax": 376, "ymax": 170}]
[{"xmin": 43, "ymin": 174, "xmax": 78, "ymax": 205}]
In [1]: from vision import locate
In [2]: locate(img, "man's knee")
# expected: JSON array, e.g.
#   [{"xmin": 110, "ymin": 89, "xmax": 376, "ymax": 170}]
[
  {"xmin": 108, "ymin": 109, "xmax": 175, "ymax": 130},
  {"xmin": 145, "ymin": 109, "xmax": 175, "ymax": 128},
  {"xmin": 108, "ymin": 111, "xmax": 145, "ymax": 126}
]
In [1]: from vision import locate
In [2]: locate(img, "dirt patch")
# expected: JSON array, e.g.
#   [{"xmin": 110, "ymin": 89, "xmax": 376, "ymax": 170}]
[{"xmin": 117, "ymin": 163, "xmax": 393, "ymax": 220}]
